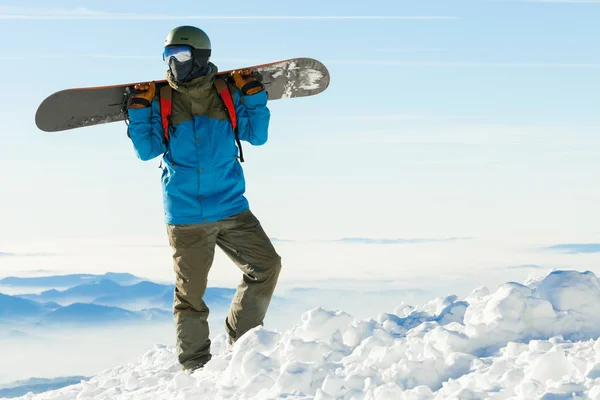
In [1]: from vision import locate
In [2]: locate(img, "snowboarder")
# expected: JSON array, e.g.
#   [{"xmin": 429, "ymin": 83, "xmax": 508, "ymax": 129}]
[{"xmin": 126, "ymin": 25, "xmax": 282, "ymax": 371}]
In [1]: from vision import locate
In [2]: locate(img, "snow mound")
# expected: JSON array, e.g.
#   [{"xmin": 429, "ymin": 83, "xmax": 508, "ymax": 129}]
[{"xmin": 16, "ymin": 270, "xmax": 600, "ymax": 400}]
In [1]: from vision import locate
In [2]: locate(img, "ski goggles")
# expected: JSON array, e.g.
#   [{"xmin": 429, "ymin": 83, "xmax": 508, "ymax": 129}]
[{"xmin": 163, "ymin": 45, "xmax": 193, "ymax": 63}]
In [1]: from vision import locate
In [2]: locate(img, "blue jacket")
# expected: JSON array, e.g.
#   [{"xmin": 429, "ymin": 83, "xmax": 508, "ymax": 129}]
[{"xmin": 127, "ymin": 70, "xmax": 270, "ymax": 225}]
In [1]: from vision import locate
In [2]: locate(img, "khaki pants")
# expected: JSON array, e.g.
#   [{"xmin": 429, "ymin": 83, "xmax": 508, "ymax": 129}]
[{"xmin": 166, "ymin": 210, "xmax": 282, "ymax": 370}]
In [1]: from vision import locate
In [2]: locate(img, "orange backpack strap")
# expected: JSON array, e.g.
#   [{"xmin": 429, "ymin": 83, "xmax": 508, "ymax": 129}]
[
  {"xmin": 214, "ymin": 77, "xmax": 244, "ymax": 162},
  {"xmin": 159, "ymin": 84, "xmax": 173, "ymax": 142}
]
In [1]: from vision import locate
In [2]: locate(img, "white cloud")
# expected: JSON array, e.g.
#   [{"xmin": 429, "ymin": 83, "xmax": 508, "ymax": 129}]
[
  {"xmin": 304, "ymin": 124, "xmax": 600, "ymax": 148},
  {"xmin": 1, "ymin": 55, "xmax": 65, "ymax": 60},
  {"xmin": 326, "ymin": 59, "xmax": 600, "ymax": 68},
  {"xmin": 0, "ymin": 6, "xmax": 456, "ymax": 20},
  {"xmin": 528, "ymin": 0, "xmax": 600, "ymax": 3},
  {"xmin": 372, "ymin": 48, "xmax": 447, "ymax": 53},
  {"xmin": 8, "ymin": 54, "xmax": 595, "ymax": 70},
  {"xmin": 336, "ymin": 115, "xmax": 487, "ymax": 121},
  {"xmin": 0, "ymin": 55, "xmax": 265, "ymax": 65},
  {"xmin": 86, "ymin": 56, "xmax": 265, "ymax": 65},
  {"xmin": 85, "ymin": 55, "xmax": 157, "ymax": 60}
]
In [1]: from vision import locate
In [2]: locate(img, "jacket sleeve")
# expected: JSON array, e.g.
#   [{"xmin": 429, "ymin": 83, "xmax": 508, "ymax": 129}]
[
  {"xmin": 127, "ymin": 98, "xmax": 167, "ymax": 161},
  {"xmin": 233, "ymin": 88, "xmax": 270, "ymax": 146}
]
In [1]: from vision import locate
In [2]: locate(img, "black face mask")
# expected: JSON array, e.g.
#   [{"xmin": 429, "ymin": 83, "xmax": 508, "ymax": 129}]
[
  {"xmin": 169, "ymin": 58, "xmax": 195, "ymax": 82},
  {"xmin": 169, "ymin": 56, "xmax": 211, "ymax": 83}
]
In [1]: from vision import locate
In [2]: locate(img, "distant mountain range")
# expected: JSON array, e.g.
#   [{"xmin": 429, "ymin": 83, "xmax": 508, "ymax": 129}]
[
  {"xmin": 0, "ymin": 293, "xmax": 57, "ymax": 319},
  {"xmin": 41, "ymin": 303, "xmax": 172, "ymax": 324},
  {"xmin": 0, "ymin": 293, "xmax": 171, "ymax": 325},
  {"xmin": 545, "ymin": 243, "xmax": 600, "ymax": 254},
  {"xmin": 16, "ymin": 279, "xmax": 236, "ymax": 311},
  {"xmin": 0, "ymin": 272, "xmax": 142, "ymax": 288},
  {"xmin": 0, "ymin": 376, "xmax": 88, "ymax": 398},
  {"xmin": 0, "ymin": 273, "xmax": 238, "ymax": 326},
  {"xmin": 19, "ymin": 279, "xmax": 171, "ymax": 309}
]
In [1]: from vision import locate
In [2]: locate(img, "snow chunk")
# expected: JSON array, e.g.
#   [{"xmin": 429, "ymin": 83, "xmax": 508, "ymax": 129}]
[{"xmin": 16, "ymin": 270, "xmax": 600, "ymax": 400}]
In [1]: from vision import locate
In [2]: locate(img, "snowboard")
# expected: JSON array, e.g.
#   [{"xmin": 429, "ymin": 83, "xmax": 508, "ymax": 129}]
[{"xmin": 35, "ymin": 58, "xmax": 330, "ymax": 132}]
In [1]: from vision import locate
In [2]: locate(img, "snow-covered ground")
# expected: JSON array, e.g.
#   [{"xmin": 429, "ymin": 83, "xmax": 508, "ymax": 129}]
[{"xmin": 13, "ymin": 269, "xmax": 600, "ymax": 400}]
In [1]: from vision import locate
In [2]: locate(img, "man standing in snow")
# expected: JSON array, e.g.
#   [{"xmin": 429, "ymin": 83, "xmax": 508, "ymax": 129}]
[{"xmin": 125, "ymin": 25, "xmax": 282, "ymax": 371}]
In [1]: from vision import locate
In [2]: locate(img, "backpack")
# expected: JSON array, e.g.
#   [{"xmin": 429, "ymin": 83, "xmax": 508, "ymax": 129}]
[{"xmin": 158, "ymin": 77, "xmax": 244, "ymax": 162}]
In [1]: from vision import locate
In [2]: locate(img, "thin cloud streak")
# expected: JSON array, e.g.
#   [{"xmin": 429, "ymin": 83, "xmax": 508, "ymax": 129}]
[
  {"xmin": 0, "ymin": 55, "xmax": 264, "ymax": 64},
  {"xmin": 89, "ymin": 56, "xmax": 265, "ymax": 65},
  {"xmin": 0, "ymin": 54, "xmax": 157, "ymax": 61},
  {"xmin": 326, "ymin": 59, "xmax": 600, "ymax": 68},
  {"xmin": 0, "ymin": 16, "xmax": 457, "ymax": 20},
  {"xmin": 5, "ymin": 54, "xmax": 597, "ymax": 70},
  {"xmin": 372, "ymin": 48, "xmax": 447, "ymax": 52},
  {"xmin": 528, "ymin": 0, "xmax": 600, "ymax": 3},
  {"xmin": 279, "ymin": 114, "xmax": 488, "ymax": 122},
  {"xmin": 1, "ymin": 55, "xmax": 65, "ymax": 60},
  {"xmin": 86, "ymin": 54, "xmax": 156, "ymax": 60},
  {"xmin": 336, "ymin": 115, "xmax": 487, "ymax": 121},
  {"xmin": 0, "ymin": 7, "xmax": 456, "ymax": 20}
]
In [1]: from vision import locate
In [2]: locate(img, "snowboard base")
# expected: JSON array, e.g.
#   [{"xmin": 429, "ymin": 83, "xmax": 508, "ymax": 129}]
[{"xmin": 35, "ymin": 58, "xmax": 330, "ymax": 132}]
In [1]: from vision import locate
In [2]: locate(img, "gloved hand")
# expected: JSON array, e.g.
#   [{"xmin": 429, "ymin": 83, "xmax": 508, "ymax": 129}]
[
  {"xmin": 231, "ymin": 69, "xmax": 264, "ymax": 96},
  {"xmin": 128, "ymin": 81, "xmax": 156, "ymax": 109}
]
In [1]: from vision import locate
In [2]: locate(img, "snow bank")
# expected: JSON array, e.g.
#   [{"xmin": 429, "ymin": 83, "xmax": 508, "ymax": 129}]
[{"xmin": 15, "ymin": 270, "xmax": 600, "ymax": 400}]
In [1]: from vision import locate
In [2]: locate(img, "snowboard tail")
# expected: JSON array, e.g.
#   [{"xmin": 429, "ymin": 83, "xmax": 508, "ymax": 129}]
[{"xmin": 35, "ymin": 58, "xmax": 329, "ymax": 133}]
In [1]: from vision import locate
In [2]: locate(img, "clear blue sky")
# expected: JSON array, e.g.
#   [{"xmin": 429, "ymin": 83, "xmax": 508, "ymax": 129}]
[{"xmin": 1, "ymin": 0, "xmax": 599, "ymax": 241}]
